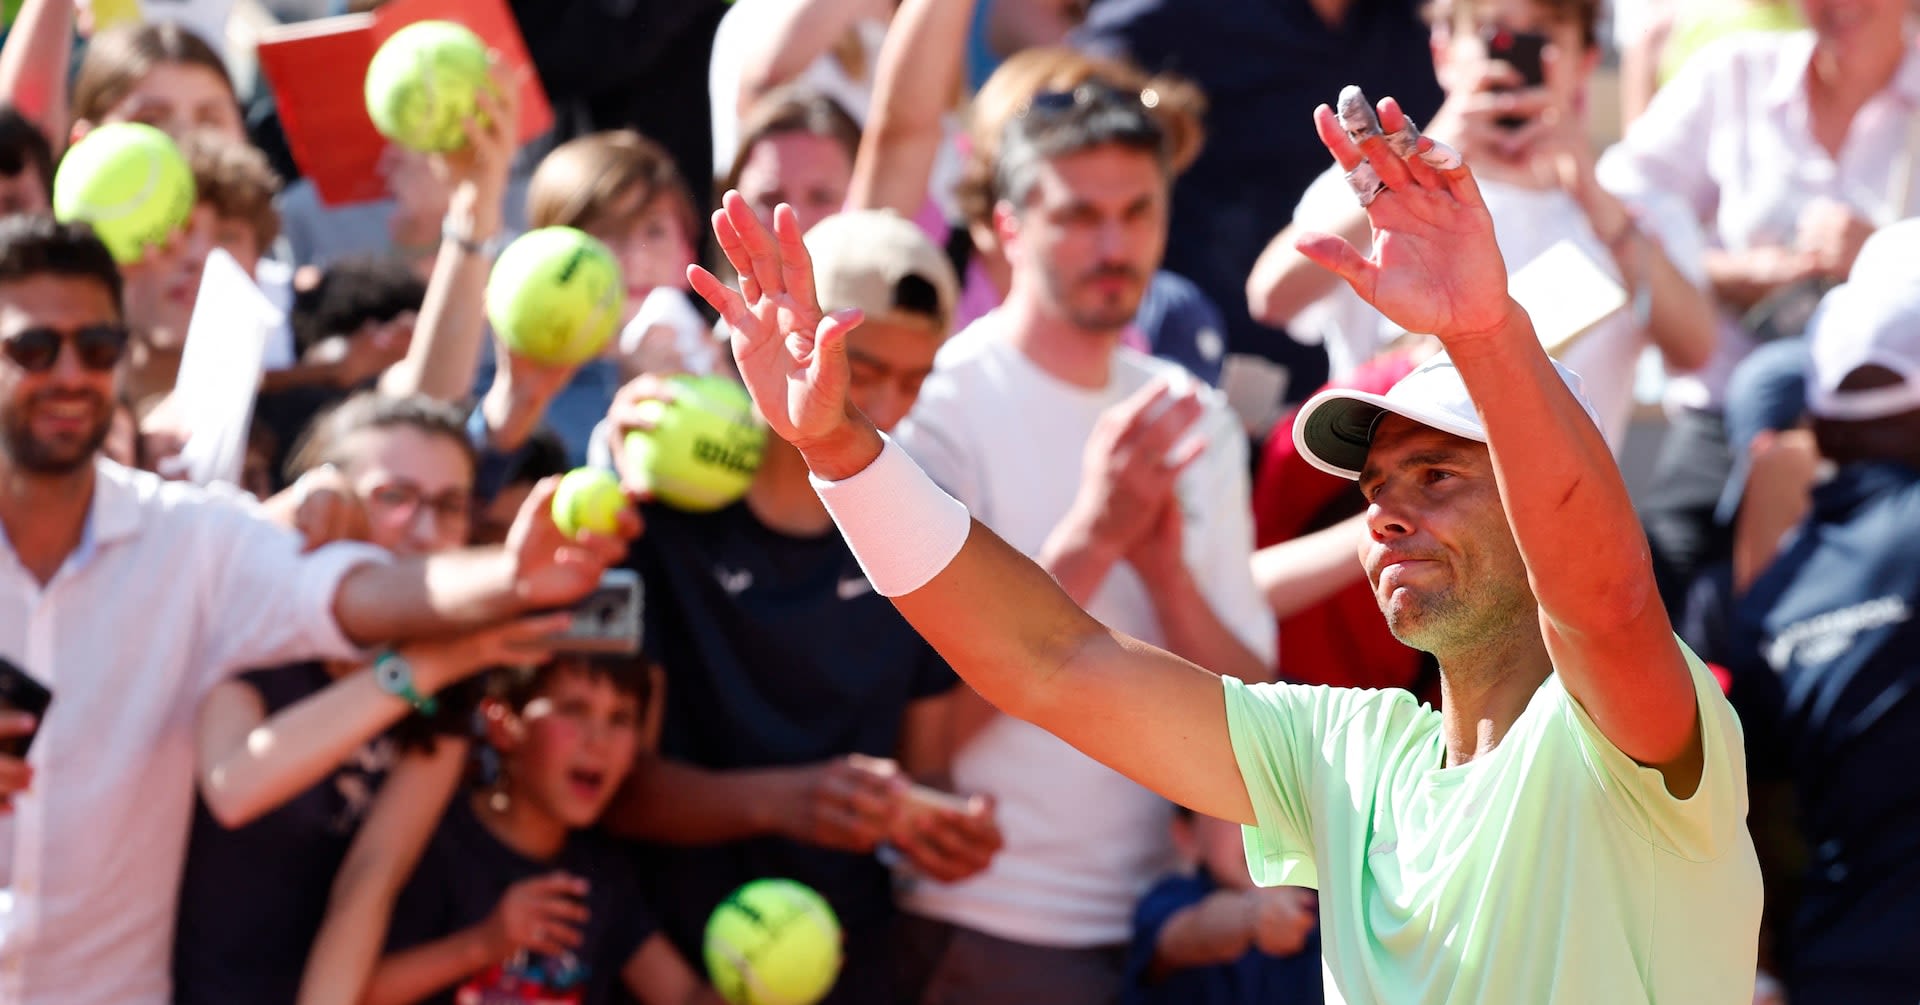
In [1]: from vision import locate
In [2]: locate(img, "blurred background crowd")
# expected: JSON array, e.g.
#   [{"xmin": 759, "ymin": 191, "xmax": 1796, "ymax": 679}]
[{"xmin": 0, "ymin": 0, "xmax": 1916, "ymax": 1002}]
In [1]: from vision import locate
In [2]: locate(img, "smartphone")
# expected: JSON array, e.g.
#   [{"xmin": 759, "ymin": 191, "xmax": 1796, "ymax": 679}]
[
  {"xmin": 0, "ymin": 659, "xmax": 51, "ymax": 758},
  {"xmin": 1483, "ymin": 26, "xmax": 1549, "ymax": 129},
  {"xmin": 898, "ymin": 783, "xmax": 984, "ymax": 826},
  {"xmin": 545, "ymin": 569, "xmax": 644, "ymax": 655}
]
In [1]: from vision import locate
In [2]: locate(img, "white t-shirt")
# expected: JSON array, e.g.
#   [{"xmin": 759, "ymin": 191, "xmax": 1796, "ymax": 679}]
[
  {"xmin": 1287, "ymin": 169, "xmax": 1708, "ymax": 450},
  {"xmin": 891, "ymin": 312, "xmax": 1277, "ymax": 947}
]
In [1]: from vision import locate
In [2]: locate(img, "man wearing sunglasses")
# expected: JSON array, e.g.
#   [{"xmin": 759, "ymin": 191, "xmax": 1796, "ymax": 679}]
[
  {"xmin": 0, "ymin": 215, "xmax": 638, "ymax": 1005},
  {"xmin": 876, "ymin": 80, "xmax": 1275, "ymax": 1002}
]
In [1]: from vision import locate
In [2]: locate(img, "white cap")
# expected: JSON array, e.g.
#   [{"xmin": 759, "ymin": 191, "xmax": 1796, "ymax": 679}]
[
  {"xmin": 1293, "ymin": 351, "xmax": 1603, "ymax": 480},
  {"xmin": 1806, "ymin": 219, "xmax": 1920, "ymax": 421}
]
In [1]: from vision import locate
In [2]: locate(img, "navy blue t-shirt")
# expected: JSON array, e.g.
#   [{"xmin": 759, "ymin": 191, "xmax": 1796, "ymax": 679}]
[
  {"xmin": 1075, "ymin": 0, "xmax": 1443, "ymax": 395},
  {"xmin": 1727, "ymin": 462, "xmax": 1920, "ymax": 1004},
  {"xmin": 386, "ymin": 796, "xmax": 658, "ymax": 1005},
  {"xmin": 624, "ymin": 500, "xmax": 957, "ymax": 1004},
  {"xmin": 173, "ymin": 663, "xmax": 395, "ymax": 1005},
  {"xmin": 1123, "ymin": 871, "xmax": 1324, "ymax": 1005}
]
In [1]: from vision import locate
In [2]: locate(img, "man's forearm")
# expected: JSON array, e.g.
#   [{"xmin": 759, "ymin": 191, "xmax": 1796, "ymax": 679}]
[
  {"xmin": 602, "ymin": 755, "xmax": 790, "ymax": 845},
  {"xmin": 1149, "ymin": 565, "xmax": 1273, "ymax": 684},
  {"xmin": 331, "ymin": 549, "xmax": 520, "ymax": 647}
]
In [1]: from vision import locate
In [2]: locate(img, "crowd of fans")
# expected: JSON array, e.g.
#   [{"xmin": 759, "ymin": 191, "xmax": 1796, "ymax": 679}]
[{"xmin": 0, "ymin": 0, "xmax": 1914, "ymax": 1002}]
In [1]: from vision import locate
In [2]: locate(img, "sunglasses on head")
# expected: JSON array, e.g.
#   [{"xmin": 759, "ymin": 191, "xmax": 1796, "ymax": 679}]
[
  {"xmin": 1, "ymin": 324, "xmax": 131, "ymax": 374},
  {"xmin": 1018, "ymin": 80, "xmax": 1163, "ymax": 121}
]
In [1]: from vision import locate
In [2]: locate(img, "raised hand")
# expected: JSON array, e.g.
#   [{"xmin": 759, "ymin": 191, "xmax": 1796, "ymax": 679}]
[
  {"xmin": 688, "ymin": 192, "xmax": 873, "ymax": 467},
  {"xmin": 1293, "ymin": 88, "xmax": 1517, "ymax": 345}
]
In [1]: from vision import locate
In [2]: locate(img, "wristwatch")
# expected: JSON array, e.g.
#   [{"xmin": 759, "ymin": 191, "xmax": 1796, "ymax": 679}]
[{"xmin": 373, "ymin": 651, "xmax": 439, "ymax": 715}]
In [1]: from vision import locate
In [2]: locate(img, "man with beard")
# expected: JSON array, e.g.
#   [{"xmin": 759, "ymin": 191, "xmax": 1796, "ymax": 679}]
[
  {"xmin": 0, "ymin": 216, "xmax": 635, "ymax": 1005},
  {"xmin": 886, "ymin": 80, "xmax": 1276, "ymax": 1003}
]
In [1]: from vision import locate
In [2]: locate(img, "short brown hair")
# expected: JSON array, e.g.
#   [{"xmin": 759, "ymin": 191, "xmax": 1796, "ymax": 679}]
[
  {"xmin": 956, "ymin": 47, "xmax": 1206, "ymax": 231},
  {"xmin": 71, "ymin": 22, "xmax": 237, "ymax": 128},
  {"xmin": 722, "ymin": 86, "xmax": 862, "ymax": 197},
  {"xmin": 1429, "ymin": 0, "xmax": 1600, "ymax": 49},
  {"xmin": 179, "ymin": 129, "xmax": 283, "ymax": 251},
  {"xmin": 526, "ymin": 130, "xmax": 698, "ymax": 242}
]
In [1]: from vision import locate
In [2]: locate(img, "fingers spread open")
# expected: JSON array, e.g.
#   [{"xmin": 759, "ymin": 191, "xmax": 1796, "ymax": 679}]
[{"xmin": 723, "ymin": 190, "xmax": 785, "ymax": 299}]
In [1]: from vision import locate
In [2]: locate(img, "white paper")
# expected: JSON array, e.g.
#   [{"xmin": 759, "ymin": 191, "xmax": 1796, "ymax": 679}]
[
  {"xmin": 619, "ymin": 287, "xmax": 719, "ymax": 375},
  {"xmin": 170, "ymin": 249, "xmax": 282, "ymax": 490},
  {"xmin": 1507, "ymin": 238, "xmax": 1629, "ymax": 359},
  {"xmin": 134, "ymin": 0, "xmax": 237, "ymax": 54}
]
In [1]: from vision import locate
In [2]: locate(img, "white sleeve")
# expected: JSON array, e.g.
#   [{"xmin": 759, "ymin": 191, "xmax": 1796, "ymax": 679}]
[
  {"xmin": 194, "ymin": 497, "xmax": 390, "ymax": 685},
  {"xmin": 1184, "ymin": 395, "xmax": 1279, "ymax": 669},
  {"xmin": 1595, "ymin": 39, "xmax": 1738, "ymax": 228}
]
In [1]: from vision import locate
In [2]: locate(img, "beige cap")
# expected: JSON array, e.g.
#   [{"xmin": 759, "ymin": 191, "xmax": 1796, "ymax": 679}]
[{"xmin": 803, "ymin": 209, "xmax": 960, "ymax": 337}]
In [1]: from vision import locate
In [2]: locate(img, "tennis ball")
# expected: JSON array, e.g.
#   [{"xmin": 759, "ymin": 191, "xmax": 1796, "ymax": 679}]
[
  {"xmin": 486, "ymin": 227, "xmax": 626, "ymax": 366},
  {"xmin": 705, "ymin": 879, "xmax": 843, "ymax": 1005},
  {"xmin": 623, "ymin": 375, "xmax": 766, "ymax": 512},
  {"xmin": 52, "ymin": 122, "xmax": 195, "ymax": 266},
  {"xmin": 363, "ymin": 20, "xmax": 491, "ymax": 153},
  {"xmin": 551, "ymin": 467, "xmax": 627, "ymax": 538}
]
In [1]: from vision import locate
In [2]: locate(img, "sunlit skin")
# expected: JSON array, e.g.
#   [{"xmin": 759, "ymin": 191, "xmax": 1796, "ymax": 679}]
[
  {"xmin": 844, "ymin": 318, "xmax": 940, "ymax": 433},
  {"xmin": 336, "ymin": 425, "xmax": 475, "ymax": 557},
  {"xmin": 76, "ymin": 61, "xmax": 244, "ymax": 144},
  {"xmin": 580, "ymin": 188, "xmax": 698, "ymax": 324},
  {"xmin": 1357, "ymin": 415, "xmax": 1536, "ymax": 662},
  {"xmin": 736, "ymin": 131, "xmax": 854, "ymax": 237},
  {"xmin": 485, "ymin": 669, "xmax": 645, "ymax": 836},
  {"xmin": 999, "ymin": 144, "xmax": 1168, "ymax": 334},
  {"xmin": 0, "ymin": 276, "xmax": 121, "ymax": 475}
]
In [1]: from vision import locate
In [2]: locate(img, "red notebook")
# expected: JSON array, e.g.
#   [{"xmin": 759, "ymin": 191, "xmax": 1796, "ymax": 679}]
[{"xmin": 255, "ymin": 0, "xmax": 553, "ymax": 207}]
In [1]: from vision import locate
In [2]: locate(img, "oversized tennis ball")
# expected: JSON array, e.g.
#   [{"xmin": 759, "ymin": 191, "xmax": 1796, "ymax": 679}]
[
  {"xmin": 623, "ymin": 375, "xmax": 766, "ymax": 512},
  {"xmin": 705, "ymin": 879, "xmax": 843, "ymax": 1005},
  {"xmin": 363, "ymin": 20, "xmax": 491, "ymax": 153},
  {"xmin": 486, "ymin": 227, "xmax": 626, "ymax": 366},
  {"xmin": 52, "ymin": 122, "xmax": 195, "ymax": 265},
  {"xmin": 551, "ymin": 467, "xmax": 627, "ymax": 538}
]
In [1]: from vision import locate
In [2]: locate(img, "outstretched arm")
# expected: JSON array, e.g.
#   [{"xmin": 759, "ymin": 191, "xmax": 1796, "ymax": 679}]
[
  {"xmin": 1296, "ymin": 91, "xmax": 1699, "ymax": 789},
  {"xmin": 689, "ymin": 193, "xmax": 1258, "ymax": 826}
]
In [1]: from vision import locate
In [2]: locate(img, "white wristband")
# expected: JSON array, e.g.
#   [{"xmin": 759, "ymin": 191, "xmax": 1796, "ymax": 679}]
[{"xmin": 810, "ymin": 435, "xmax": 971, "ymax": 597}]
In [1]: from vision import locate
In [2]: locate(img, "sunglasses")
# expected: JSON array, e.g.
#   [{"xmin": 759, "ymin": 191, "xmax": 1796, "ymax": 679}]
[
  {"xmin": 1018, "ymin": 80, "xmax": 1163, "ymax": 121},
  {"xmin": 1, "ymin": 325, "xmax": 131, "ymax": 374}
]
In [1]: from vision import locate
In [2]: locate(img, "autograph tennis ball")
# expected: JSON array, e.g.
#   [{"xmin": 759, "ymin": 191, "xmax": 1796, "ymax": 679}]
[
  {"xmin": 52, "ymin": 122, "xmax": 195, "ymax": 265},
  {"xmin": 363, "ymin": 19, "xmax": 491, "ymax": 153},
  {"xmin": 551, "ymin": 467, "xmax": 627, "ymax": 538},
  {"xmin": 623, "ymin": 375, "xmax": 766, "ymax": 512},
  {"xmin": 705, "ymin": 879, "xmax": 843, "ymax": 1005},
  {"xmin": 486, "ymin": 227, "xmax": 626, "ymax": 366}
]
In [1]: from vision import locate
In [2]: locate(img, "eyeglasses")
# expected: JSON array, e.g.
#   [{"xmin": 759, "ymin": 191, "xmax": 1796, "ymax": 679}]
[
  {"xmin": 1, "ymin": 324, "xmax": 131, "ymax": 374},
  {"xmin": 1017, "ymin": 80, "xmax": 1163, "ymax": 122},
  {"xmin": 365, "ymin": 482, "xmax": 474, "ymax": 526}
]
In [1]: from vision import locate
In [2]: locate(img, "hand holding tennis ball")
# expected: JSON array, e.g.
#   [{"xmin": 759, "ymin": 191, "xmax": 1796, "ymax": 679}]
[
  {"xmin": 52, "ymin": 122, "xmax": 195, "ymax": 265},
  {"xmin": 620, "ymin": 374, "xmax": 767, "ymax": 512},
  {"xmin": 364, "ymin": 20, "xmax": 493, "ymax": 154},
  {"xmin": 550, "ymin": 468, "xmax": 629, "ymax": 539},
  {"xmin": 487, "ymin": 227, "xmax": 626, "ymax": 367},
  {"xmin": 705, "ymin": 879, "xmax": 843, "ymax": 1005}
]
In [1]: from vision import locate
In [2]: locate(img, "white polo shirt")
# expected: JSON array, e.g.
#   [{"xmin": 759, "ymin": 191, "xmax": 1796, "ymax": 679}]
[{"xmin": 0, "ymin": 459, "xmax": 384, "ymax": 1005}]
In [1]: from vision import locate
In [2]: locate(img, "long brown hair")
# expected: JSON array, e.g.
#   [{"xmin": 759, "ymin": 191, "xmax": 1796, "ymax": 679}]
[{"xmin": 71, "ymin": 22, "xmax": 237, "ymax": 128}]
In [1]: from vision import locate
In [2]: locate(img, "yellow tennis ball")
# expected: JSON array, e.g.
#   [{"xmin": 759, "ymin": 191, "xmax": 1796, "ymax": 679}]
[
  {"xmin": 52, "ymin": 122, "xmax": 195, "ymax": 265},
  {"xmin": 623, "ymin": 374, "xmax": 766, "ymax": 512},
  {"xmin": 486, "ymin": 227, "xmax": 626, "ymax": 367},
  {"xmin": 363, "ymin": 20, "xmax": 492, "ymax": 153},
  {"xmin": 551, "ymin": 467, "xmax": 627, "ymax": 538},
  {"xmin": 705, "ymin": 879, "xmax": 843, "ymax": 1005}
]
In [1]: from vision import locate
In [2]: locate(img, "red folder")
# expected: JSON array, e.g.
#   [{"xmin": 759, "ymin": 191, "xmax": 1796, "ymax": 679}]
[{"xmin": 255, "ymin": 0, "xmax": 552, "ymax": 207}]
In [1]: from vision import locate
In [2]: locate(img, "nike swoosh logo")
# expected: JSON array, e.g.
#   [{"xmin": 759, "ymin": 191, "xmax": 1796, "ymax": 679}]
[{"xmin": 837, "ymin": 576, "xmax": 874, "ymax": 600}]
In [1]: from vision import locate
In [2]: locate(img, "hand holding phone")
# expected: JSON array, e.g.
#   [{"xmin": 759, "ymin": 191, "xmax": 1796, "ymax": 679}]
[
  {"xmin": 1481, "ymin": 25, "xmax": 1548, "ymax": 129},
  {"xmin": 0, "ymin": 660, "xmax": 50, "ymax": 810},
  {"xmin": 543, "ymin": 569, "xmax": 643, "ymax": 655}
]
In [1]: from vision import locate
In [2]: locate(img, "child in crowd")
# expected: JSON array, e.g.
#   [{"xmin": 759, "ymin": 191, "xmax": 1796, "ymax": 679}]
[
  {"xmin": 368, "ymin": 657, "xmax": 723, "ymax": 1005},
  {"xmin": 1124, "ymin": 807, "xmax": 1324, "ymax": 1005}
]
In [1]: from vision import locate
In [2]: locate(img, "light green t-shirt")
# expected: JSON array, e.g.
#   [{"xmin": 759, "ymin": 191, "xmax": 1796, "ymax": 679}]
[{"xmin": 1223, "ymin": 642, "xmax": 1761, "ymax": 1004}]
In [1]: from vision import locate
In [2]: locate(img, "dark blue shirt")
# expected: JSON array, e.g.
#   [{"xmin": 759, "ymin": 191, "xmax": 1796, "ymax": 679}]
[
  {"xmin": 386, "ymin": 796, "xmax": 658, "ymax": 1005},
  {"xmin": 1728, "ymin": 462, "xmax": 1920, "ymax": 1004},
  {"xmin": 625, "ymin": 500, "xmax": 956, "ymax": 1005},
  {"xmin": 1075, "ymin": 0, "xmax": 1443, "ymax": 396},
  {"xmin": 173, "ymin": 663, "xmax": 394, "ymax": 1005},
  {"xmin": 1123, "ymin": 871, "xmax": 1325, "ymax": 1005},
  {"xmin": 1138, "ymin": 271, "xmax": 1230, "ymax": 388}
]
